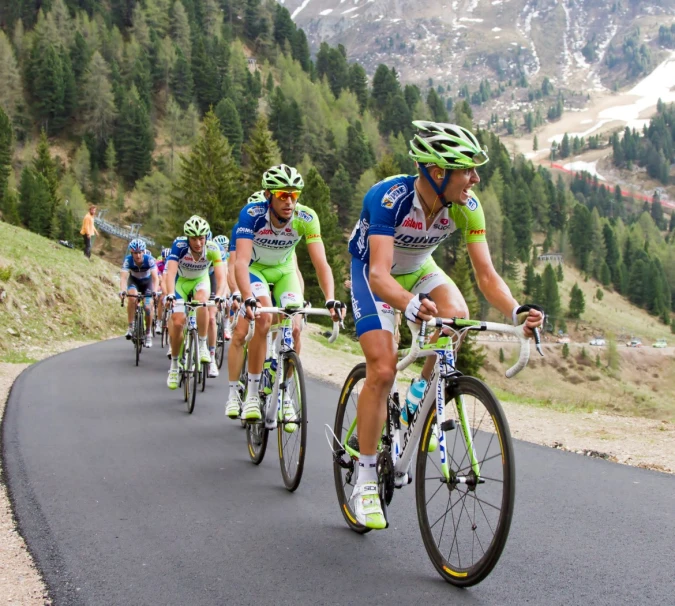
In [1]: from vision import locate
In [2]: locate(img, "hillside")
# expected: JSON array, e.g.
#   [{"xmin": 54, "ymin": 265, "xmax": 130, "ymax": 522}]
[
  {"xmin": 0, "ymin": 223, "xmax": 124, "ymax": 362},
  {"xmin": 283, "ymin": 0, "xmax": 675, "ymax": 90}
]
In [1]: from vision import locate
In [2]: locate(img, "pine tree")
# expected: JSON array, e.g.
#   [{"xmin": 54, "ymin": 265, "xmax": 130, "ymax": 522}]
[
  {"xmin": 523, "ymin": 263, "xmax": 535, "ymax": 296},
  {"xmin": 501, "ymin": 216, "xmax": 518, "ymax": 278},
  {"xmin": 374, "ymin": 155, "xmax": 401, "ymax": 182},
  {"xmin": 343, "ymin": 121, "xmax": 374, "ymax": 185},
  {"xmin": 1, "ymin": 188, "xmax": 20, "ymax": 225},
  {"xmin": 426, "ymin": 88, "xmax": 448, "ymax": 122},
  {"xmin": 542, "ymin": 264, "xmax": 561, "ymax": 327},
  {"xmin": 0, "ymin": 106, "xmax": 12, "ymax": 211},
  {"xmin": 0, "ymin": 30, "xmax": 23, "ymax": 121},
  {"xmin": 19, "ymin": 168, "xmax": 53, "ymax": 237},
  {"xmin": 348, "ymin": 63, "xmax": 368, "ymax": 114},
  {"xmin": 33, "ymin": 130, "xmax": 59, "ymax": 219},
  {"xmin": 330, "ymin": 164, "xmax": 354, "ymax": 229},
  {"xmin": 191, "ymin": 35, "xmax": 220, "ymax": 114},
  {"xmin": 79, "ymin": 52, "xmax": 118, "ymax": 151},
  {"xmin": 171, "ymin": 110, "xmax": 243, "ymax": 235},
  {"xmin": 171, "ymin": 47, "xmax": 194, "ymax": 110},
  {"xmin": 214, "ymin": 98, "xmax": 243, "ymax": 162},
  {"xmin": 291, "ymin": 29, "xmax": 311, "ymax": 72},
  {"xmin": 371, "ymin": 64, "xmax": 400, "ymax": 110},
  {"xmin": 627, "ymin": 259, "xmax": 647, "ymax": 306},
  {"xmin": 533, "ymin": 135, "xmax": 538, "ymax": 151},
  {"xmin": 556, "ymin": 263, "xmax": 564, "ymax": 282},
  {"xmin": 242, "ymin": 116, "xmax": 281, "ymax": 194},
  {"xmin": 171, "ymin": 0, "xmax": 192, "ymax": 60},
  {"xmin": 452, "ymin": 248, "xmax": 486, "ymax": 378},
  {"xmin": 115, "ymin": 85, "xmax": 154, "ymax": 185},
  {"xmin": 568, "ymin": 283, "xmax": 585, "ymax": 318},
  {"xmin": 295, "ymin": 168, "xmax": 345, "ymax": 306},
  {"xmin": 273, "ymin": 4, "xmax": 295, "ymax": 48}
]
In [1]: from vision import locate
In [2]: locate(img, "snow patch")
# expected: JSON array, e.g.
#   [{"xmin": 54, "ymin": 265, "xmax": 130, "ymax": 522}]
[
  {"xmin": 291, "ymin": 0, "xmax": 312, "ymax": 19},
  {"xmin": 319, "ymin": 8, "xmax": 333, "ymax": 15},
  {"xmin": 342, "ymin": 6, "xmax": 359, "ymax": 13},
  {"xmin": 492, "ymin": 27, "xmax": 502, "ymax": 32},
  {"xmin": 563, "ymin": 161, "xmax": 605, "ymax": 180},
  {"xmin": 459, "ymin": 17, "xmax": 484, "ymax": 22}
]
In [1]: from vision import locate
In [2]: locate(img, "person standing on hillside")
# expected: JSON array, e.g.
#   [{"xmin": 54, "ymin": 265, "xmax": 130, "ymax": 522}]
[{"xmin": 80, "ymin": 205, "xmax": 99, "ymax": 259}]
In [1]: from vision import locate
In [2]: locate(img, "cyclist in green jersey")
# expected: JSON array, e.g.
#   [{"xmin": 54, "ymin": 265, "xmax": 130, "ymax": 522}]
[
  {"xmin": 347, "ymin": 121, "xmax": 544, "ymax": 529},
  {"xmin": 227, "ymin": 165, "xmax": 344, "ymax": 421}
]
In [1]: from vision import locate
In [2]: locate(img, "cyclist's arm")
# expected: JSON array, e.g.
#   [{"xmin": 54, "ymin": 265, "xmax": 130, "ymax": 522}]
[
  {"xmin": 234, "ymin": 239, "xmax": 254, "ymax": 301},
  {"xmin": 119, "ymin": 270, "xmax": 129, "ymax": 293},
  {"xmin": 227, "ymin": 251, "xmax": 239, "ymax": 293},
  {"xmin": 368, "ymin": 235, "xmax": 418, "ymax": 310},
  {"xmin": 466, "ymin": 242, "xmax": 518, "ymax": 318},
  {"xmin": 164, "ymin": 260, "xmax": 178, "ymax": 296},
  {"xmin": 307, "ymin": 241, "xmax": 334, "ymax": 301},
  {"xmin": 213, "ymin": 261, "xmax": 227, "ymax": 298}
]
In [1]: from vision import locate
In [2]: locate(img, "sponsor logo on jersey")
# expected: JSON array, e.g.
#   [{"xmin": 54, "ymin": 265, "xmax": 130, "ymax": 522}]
[
  {"xmin": 402, "ymin": 217, "xmax": 423, "ymax": 230},
  {"xmin": 285, "ymin": 293, "xmax": 297, "ymax": 301},
  {"xmin": 247, "ymin": 206, "xmax": 266, "ymax": 217},
  {"xmin": 298, "ymin": 210, "xmax": 312, "ymax": 222},
  {"xmin": 469, "ymin": 229, "xmax": 486, "ymax": 235},
  {"xmin": 356, "ymin": 219, "xmax": 369, "ymax": 253},
  {"xmin": 285, "ymin": 228, "xmax": 292, "ymax": 233},
  {"xmin": 237, "ymin": 227, "xmax": 254, "ymax": 235},
  {"xmin": 378, "ymin": 302, "xmax": 395, "ymax": 315},
  {"xmin": 255, "ymin": 238, "xmax": 295, "ymax": 248},
  {"xmin": 433, "ymin": 217, "xmax": 450, "ymax": 230},
  {"xmin": 381, "ymin": 183, "xmax": 407, "ymax": 208},
  {"xmin": 467, "ymin": 198, "xmax": 478, "ymax": 211},
  {"xmin": 352, "ymin": 296, "xmax": 362, "ymax": 320},
  {"xmin": 258, "ymin": 228, "xmax": 274, "ymax": 235},
  {"xmin": 394, "ymin": 233, "xmax": 447, "ymax": 248},
  {"xmin": 176, "ymin": 241, "xmax": 188, "ymax": 249}
]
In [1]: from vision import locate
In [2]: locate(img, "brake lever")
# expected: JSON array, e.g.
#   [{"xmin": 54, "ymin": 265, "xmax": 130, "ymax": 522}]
[{"xmin": 533, "ymin": 327, "xmax": 544, "ymax": 357}]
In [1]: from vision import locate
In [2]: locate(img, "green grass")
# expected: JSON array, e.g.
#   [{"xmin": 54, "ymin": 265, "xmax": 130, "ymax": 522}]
[
  {"xmin": 0, "ymin": 352, "xmax": 38, "ymax": 364},
  {"xmin": 0, "ymin": 222, "xmax": 126, "ymax": 362}
]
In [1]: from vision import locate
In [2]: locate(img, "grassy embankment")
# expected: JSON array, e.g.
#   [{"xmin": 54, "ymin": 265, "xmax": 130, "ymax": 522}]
[
  {"xmin": 0, "ymin": 222, "xmax": 126, "ymax": 362},
  {"xmin": 309, "ymin": 262, "xmax": 675, "ymax": 421}
]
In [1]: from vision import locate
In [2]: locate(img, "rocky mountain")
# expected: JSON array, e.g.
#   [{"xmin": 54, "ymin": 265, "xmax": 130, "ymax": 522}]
[{"xmin": 279, "ymin": 0, "xmax": 675, "ymax": 90}]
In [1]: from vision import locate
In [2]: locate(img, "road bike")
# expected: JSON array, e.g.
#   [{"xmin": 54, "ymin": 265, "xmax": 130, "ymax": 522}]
[
  {"xmin": 327, "ymin": 317, "xmax": 542, "ymax": 586},
  {"xmin": 121, "ymin": 292, "xmax": 153, "ymax": 366},
  {"xmin": 245, "ymin": 305, "xmax": 340, "ymax": 491},
  {"xmin": 177, "ymin": 300, "xmax": 215, "ymax": 414},
  {"xmin": 160, "ymin": 303, "xmax": 172, "ymax": 349},
  {"xmin": 214, "ymin": 298, "xmax": 233, "ymax": 370}
]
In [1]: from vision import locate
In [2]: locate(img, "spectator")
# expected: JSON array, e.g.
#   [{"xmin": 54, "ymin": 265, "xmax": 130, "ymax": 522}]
[{"xmin": 80, "ymin": 206, "xmax": 99, "ymax": 259}]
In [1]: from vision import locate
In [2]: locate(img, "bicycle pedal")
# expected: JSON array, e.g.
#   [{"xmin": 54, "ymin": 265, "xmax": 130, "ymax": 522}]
[{"xmin": 440, "ymin": 420, "xmax": 456, "ymax": 432}]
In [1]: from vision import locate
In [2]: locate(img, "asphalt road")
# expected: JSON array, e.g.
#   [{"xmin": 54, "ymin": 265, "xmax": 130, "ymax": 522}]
[{"xmin": 3, "ymin": 338, "xmax": 674, "ymax": 606}]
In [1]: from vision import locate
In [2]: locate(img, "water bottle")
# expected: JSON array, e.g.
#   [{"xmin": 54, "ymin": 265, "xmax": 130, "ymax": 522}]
[
  {"xmin": 401, "ymin": 379, "xmax": 427, "ymax": 427},
  {"xmin": 262, "ymin": 358, "xmax": 277, "ymax": 395},
  {"xmin": 188, "ymin": 315, "xmax": 197, "ymax": 330}
]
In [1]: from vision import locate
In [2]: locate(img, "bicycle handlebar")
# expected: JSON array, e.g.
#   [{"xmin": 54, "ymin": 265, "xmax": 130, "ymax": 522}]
[
  {"xmin": 397, "ymin": 318, "xmax": 533, "ymax": 378},
  {"xmin": 247, "ymin": 306, "xmax": 342, "ymax": 344},
  {"xmin": 120, "ymin": 292, "xmax": 156, "ymax": 306}
]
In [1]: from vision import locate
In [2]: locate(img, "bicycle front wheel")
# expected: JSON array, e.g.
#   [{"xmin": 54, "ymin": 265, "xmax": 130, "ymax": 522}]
[
  {"xmin": 415, "ymin": 376, "xmax": 515, "ymax": 587},
  {"xmin": 332, "ymin": 363, "xmax": 370, "ymax": 534},
  {"xmin": 238, "ymin": 346, "xmax": 248, "ymax": 429},
  {"xmin": 246, "ymin": 414, "xmax": 268, "ymax": 465},
  {"xmin": 278, "ymin": 352, "xmax": 307, "ymax": 492},
  {"xmin": 135, "ymin": 311, "xmax": 143, "ymax": 366},
  {"xmin": 215, "ymin": 313, "xmax": 225, "ymax": 369}
]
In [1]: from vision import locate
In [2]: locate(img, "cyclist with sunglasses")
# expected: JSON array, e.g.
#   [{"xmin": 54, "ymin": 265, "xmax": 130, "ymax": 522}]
[
  {"xmin": 226, "ymin": 165, "xmax": 344, "ymax": 422},
  {"xmin": 347, "ymin": 121, "xmax": 544, "ymax": 529}
]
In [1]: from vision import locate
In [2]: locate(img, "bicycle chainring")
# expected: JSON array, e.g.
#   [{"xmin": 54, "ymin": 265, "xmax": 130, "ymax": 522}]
[{"xmin": 376, "ymin": 450, "xmax": 395, "ymax": 506}]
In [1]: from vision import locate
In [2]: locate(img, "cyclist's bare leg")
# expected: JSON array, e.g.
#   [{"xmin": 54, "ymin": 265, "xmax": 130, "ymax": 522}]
[
  {"xmin": 127, "ymin": 288, "xmax": 137, "ymax": 324},
  {"xmin": 208, "ymin": 305, "xmax": 217, "ymax": 349},
  {"xmin": 247, "ymin": 295, "xmax": 272, "ymax": 374},
  {"xmin": 292, "ymin": 314, "xmax": 302, "ymax": 356},
  {"xmin": 144, "ymin": 295, "xmax": 153, "ymax": 330},
  {"xmin": 228, "ymin": 313, "xmax": 248, "ymax": 381},
  {"xmin": 357, "ymin": 329, "xmax": 398, "ymax": 455},
  {"xmin": 193, "ymin": 288, "xmax": 209, "ymax": 338},
  {"xmin": 169, "ymin": 311, "xmax": 186, "ymax": 357},
  {"xmin": 421, "ymin": 281, "xmax": 469, "ymax": 380}
]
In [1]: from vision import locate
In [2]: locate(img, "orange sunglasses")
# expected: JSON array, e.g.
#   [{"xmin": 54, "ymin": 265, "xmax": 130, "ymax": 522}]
[{"xmin": 272, "ymin": 190, "xmax": 300, "ymax": 201}]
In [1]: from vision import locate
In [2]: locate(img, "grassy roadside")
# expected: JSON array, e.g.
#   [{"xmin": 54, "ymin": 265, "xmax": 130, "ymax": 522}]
[{"xmin": 0, "ymin": 222, "xmax": 125, "ymax": 361}]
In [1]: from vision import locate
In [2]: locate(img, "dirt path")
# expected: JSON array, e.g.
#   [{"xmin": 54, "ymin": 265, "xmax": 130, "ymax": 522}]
[{"xmin": 302, "ymin": 334, "xmax": 675, "ymax": 473}]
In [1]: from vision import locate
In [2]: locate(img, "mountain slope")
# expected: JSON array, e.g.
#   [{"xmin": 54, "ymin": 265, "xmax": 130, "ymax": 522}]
[{"xmin": 282, "ymin": 0, "xmax": 675, "ymax": 89}]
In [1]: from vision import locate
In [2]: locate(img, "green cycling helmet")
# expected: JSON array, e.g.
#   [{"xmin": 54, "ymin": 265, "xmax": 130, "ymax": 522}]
[
  {"xmin": 214, "ymin": 235, "xmax": 229, "ymax": 248},
  {"xmin": 247, "ymin": 190, "xmax": 268, "ymax": 204},
  {"xmin": 262, "ymin": 164, "xmax": 304, "ymax": 191},
  {"xmin": 409, "ymin": 120, "xmax": 489, "ymax": 170},
  {"xmin": 184, "ymin": 215, "xmax": 210, "ymax": 237}
]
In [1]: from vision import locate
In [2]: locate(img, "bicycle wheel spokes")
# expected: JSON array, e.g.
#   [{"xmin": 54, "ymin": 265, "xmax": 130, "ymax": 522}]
[
  {"xmin": 332, "ymin": 363, "xmax": 370, "ymax": 534},
  {"xmin": 416, "ymin": 376, "xmax": 515, "ymax": 587},
  {"xmin": 278, "ymin": 352, "xmax": 307, "ymax": 492},
  {"xmin": 188, "ymin": 331, "xmax": 199, "ymax": 413}
]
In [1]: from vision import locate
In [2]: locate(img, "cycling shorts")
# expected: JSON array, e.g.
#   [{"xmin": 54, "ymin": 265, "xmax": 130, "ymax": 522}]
[
  {"xmin": 127, "ymin": 276, "xmax": 153, "ymax": 299},
  {"xmin": 249, "ymin": 257, "xmax": 302, "ymax": 308},
  {"xmin": 350, "ymin": 256, "xmax": 454, "ymax": 337},
  {"xmin": 173, "ymin": 274, "xmax": 210, "ymax": 314}
]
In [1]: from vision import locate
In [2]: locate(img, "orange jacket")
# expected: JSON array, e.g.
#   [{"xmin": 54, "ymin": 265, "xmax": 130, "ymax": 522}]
[{"xmin": 80, "ymin": 213, "xmax": 97, "ymax": 236}]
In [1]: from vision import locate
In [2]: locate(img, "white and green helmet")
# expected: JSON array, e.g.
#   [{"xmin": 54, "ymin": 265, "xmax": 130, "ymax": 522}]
[
  {"xmin": 409, "ymin": 120, "xmax": 489, "ymax": 170},
  {"xmin": 262, "ymin": 164, "xmax": 304, "ymax": 191},
  {"xmin": 247, "ymin": 190, "xmax": 268, "ymax": 204},
  {"xmin": 184, "ymin": 215, "xmax": 210, "ymax": 237}
]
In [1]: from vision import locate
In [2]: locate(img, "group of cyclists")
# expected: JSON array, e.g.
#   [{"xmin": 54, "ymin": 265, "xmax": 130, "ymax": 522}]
[{"xmin": 118, "ymin": 120, "xmax": 544, "ymax": 531}]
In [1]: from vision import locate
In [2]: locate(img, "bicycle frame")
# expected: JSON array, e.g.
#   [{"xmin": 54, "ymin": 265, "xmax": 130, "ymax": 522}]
[{"xmin": 341, "ymin": 318, "xmax": 535, "ymax": 485}]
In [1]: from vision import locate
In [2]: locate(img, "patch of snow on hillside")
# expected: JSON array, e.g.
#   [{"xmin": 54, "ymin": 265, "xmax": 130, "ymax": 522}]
[
  {"xmin": 291, "ymin": 0, "xmax": 312, "ymax": 19},
  {"xmin": 563, "ymin": 161, "xmax": 605, "ymax": 180},
  {"xmin": 492, "ymin": 27, "xmax": 501, "ymax": 31},
  {"xmin": 319, "ymin": 9, "xmax": 333, "ymax": 15},
  {"xmin": 467, "ymin": 0, "xmax": 479, "ymax": 13},
  {"xmin": 390, "ymin": 17, "xmax": 401, "ymax": 22},
  {"xmin": 342, "ymin": 6, "xmax": 359, "ymax": 13},
  {"xmin": 492, "ymin": 0, "xmax": 502, "ymax": 5},
  {"xmin": 351, "ymin": 13, "xmax": 359, "ymax": 18},
  {"xmin": 459, "ymin": 17, "xmax": 484, "ymax": 22}
]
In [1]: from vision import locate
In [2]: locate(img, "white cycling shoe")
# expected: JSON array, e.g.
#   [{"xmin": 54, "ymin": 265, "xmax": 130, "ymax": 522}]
[
  {"xmin": 208, "ymin": 360, "xmax": 219, "ymax": 378},
  {"xmin": 225, "ymin": 394, "xmax": 242, "ymax": 419},
  {"xmin": 241, "ymin": 395, "xmax": 262, "ymax": 421}
]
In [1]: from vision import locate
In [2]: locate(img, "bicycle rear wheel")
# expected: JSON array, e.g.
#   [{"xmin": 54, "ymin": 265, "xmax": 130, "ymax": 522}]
[
  {"xmin": 187, "ymin": 330, "xmax": 199, "ymax": 413},
  {"xmin": 415, "ymin": 376, "xmax": 515, "ymax": 587},
  {"xmin": 135, "ymin": 310, "xmax": 143, "ymax": 366},
  {"xmin": 215, "ymin": 312, "xmax": 225, "ymax": 369},
  {"xmin": 238, "ymin": 347, "xmax": 248, "ymax": 429},
  {"xmin": 200, "ymin": 359, "xmax": 207, "ymax": 392},
  {"xmin": 278, "ymin": 352, "xmax": 307, "ymax": 492},
  {"xmin": 332, "ymin": 363, "xmax": 370, "ymax": 534},
  {"xmin": 245, "ymin": 413, "xmax": 268, "ymax": 465}
]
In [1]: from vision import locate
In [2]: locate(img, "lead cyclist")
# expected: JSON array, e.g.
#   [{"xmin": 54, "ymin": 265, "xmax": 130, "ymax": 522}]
[{"xmin": 348, "ymin": 120, "xmax": 544, "ymax": 529}]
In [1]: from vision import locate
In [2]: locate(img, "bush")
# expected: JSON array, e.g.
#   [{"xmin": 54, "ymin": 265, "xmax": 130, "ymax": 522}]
[
  {"xmin": 499, "ymin": 347, "xmax": 505, "ymax": 363},
  {"xmin": 596, "ymin": 288, "xmax": 603, "ymax": 301},
  {"xmin": 562, "ymin": 342, "xmax": 569, "ymax": 358}
]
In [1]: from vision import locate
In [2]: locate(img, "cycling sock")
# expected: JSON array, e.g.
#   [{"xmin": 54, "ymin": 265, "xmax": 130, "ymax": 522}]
[
  {"xmin": 170, "ymin": 357, "xmax": 178, "ymax": 370},
  {"xmin": 128, "ymin": 322, "xmax": 133, "ymax": 329},
  {"xmin": 247, "ymin": 373, "xmax": 261, "ymax": 396},
  {"xmin": 358, "ymin": 454, "xmax": 378, "ymax": 484},
  {"xmin": 209, "ymin": 346, "xmax": 215, "ymax": 355},
  {"xmin": 199, "ymin": 336, "xmax": 207, "ymax": 347},
  {"xmin": 228, "ymin": 381, "xmax": 239, "ymax": 395}
]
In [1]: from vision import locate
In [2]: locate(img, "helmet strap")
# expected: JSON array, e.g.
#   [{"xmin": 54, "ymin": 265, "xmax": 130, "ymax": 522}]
[{"xmin": 419, "ymin": 164, "xmax": 452, "ymax": 208}]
